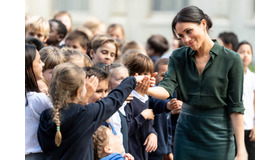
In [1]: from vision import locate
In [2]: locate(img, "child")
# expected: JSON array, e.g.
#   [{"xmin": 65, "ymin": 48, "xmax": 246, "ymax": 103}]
[
  {"xmin": 121, "ymin": 40, "xmax": 146, "ymax": 56},
  {"xmin": 46, "ymin": 19, "xmax": 67, "ymax": 47},
  {"xmin": 25, "ymin": 44, "xmax": 53, "ymax": 160},
  {"xmin": 65, "ymin": 30, "xmax": 89, "ymax": 54},
  {"xmin": 218, "ymin": 31, "xmax": 239, "ymax": 51},
  {"xmin": 53, "ymin": 11, "xmax": 72, "ymax": 47},
  {"xmin": 146, "ymin": 34, "xmax": 169, "ymax": 64},
  {"xmin": 25, "ymin": 15, "xmax": 50, "ymax": 43},
  {"xmin": 123, "ymin": 52, "xmax": 173, "ymax": 160},
  {"xmin": 148, "ymin": 58, "xmax": 182, "ymax": 160},
  {"xmin": 39, "ymin": 46, "xmax": 66, "ymax": 85},
  {"xmin": 86, "ymin": 34, "xmax": 118, "ymax": 65},
  {"xmin": 25, "ymin": 37, "xmax": 45, "ymax": 51},
  {"xmin": 93, "ymin": 125, "xmax": 134, "ymax": 160},
  {"xmin": 83, "ymin": 17, "xmax": 106, "ymax": 37},
  {"xmin": 237, "ymin": 41, "xmax": 255, "ymax": 160},
  {"xmin": 37, "ymin": 62, "xmax": 147, "ymax": 160},
  {"xmin": 61, "ymin": 47, "xmax": 87, "ymax": 67},
  {"xmin": 107, "ymin": 23, "xmax": 125, "ymax": 42}
]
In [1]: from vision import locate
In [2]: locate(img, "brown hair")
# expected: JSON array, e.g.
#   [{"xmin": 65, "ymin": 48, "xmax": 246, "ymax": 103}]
[
  {"xmin": 123, "ymin": 52, "xmax": 154, "ymax": 76},
  {"xmin": 61, "ymin": 47, "xmax": 85, "ymax": 67},
  {"xmin": 39, "ymin": 46, "xmax": 66, "ymax": 72},
  {"xmin": 154, "ymin": 58, "xmax": 169, "ymax": 72},
  {"xmin": 49, "ymin": 62, "xmax": 86, "ymax": 146},
  {"xmin": 93, "ymin": 126, "xmax": 110, "ymax": 160},
  {"xmin": 107, "ymin": 23, "xmax": 125, "ymax": 40},
  {"xmin": 86, "ymin": 34, "xmax": 118, "ymax": 59},
  {"xmin": 65, "ymin": 30, "xmax": 89, "ymax": 49}
]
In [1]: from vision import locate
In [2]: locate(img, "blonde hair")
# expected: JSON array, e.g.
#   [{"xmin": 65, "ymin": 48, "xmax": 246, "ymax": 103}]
[
  {"xmin": 39, "ymin": 46, "xmax": 66, "ymax": 72},
  {"xmin": 93, "ymin": 126, "xmax": 110, "ymax": 160},
  {"xmin": 49, "ymin": 62, "xmax": 86, "ymax": 146},
  {"xmin": 25, "ymin": 15, "xmax": 50, "ymax": 37},
  {"xmin": 83, "ymin": 17, "xmax": 105, "ymax": 36},
  {"xmin": 61, "ymin": 47, "xmax": 85, "ymax": 66}
]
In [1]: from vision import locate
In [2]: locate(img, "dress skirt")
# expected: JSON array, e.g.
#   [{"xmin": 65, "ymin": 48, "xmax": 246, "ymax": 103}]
[{"xmin": 174, "ymin": 103, "xmax": 235, "ymax": 160}]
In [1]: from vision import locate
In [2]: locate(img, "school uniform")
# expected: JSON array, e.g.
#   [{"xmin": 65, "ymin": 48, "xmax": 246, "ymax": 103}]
[
  {"xmin": 37, "ymin": 77, "xmax": 136, "ymax": 160},
  {"xmin": 159, "ymin": 40, "xmax": 245, "ymax": 160},
  {"xmin": 125, "ymin": 91, "xmax": 169, "ymax": 160},
  {"xmin": 100, "ymin": 153, "xmax": 124, "ymax": 160}
]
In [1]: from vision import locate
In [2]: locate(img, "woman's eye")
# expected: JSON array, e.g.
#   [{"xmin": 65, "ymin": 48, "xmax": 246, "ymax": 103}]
[{"xmin": 186, "ymin": 29, "xmax": 192, "ymax": 34}]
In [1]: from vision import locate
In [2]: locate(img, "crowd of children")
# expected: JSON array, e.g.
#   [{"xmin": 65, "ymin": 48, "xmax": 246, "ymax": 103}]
[{"xmin": 25, "ymin": 10, "xmax": 255, "ymax": 160}]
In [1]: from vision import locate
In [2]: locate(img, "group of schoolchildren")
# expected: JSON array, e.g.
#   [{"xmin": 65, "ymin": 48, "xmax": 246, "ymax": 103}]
[{"xmin": 25, "ymin": 10, "xmax": 255, "ymax": 160}]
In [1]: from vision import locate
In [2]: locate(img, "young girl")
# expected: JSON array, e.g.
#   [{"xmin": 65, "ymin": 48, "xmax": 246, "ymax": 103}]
[
  {"xmin": 237, "ymin": 41, "xmax": 255, "ymax": 160},
  {"xmin": 37, "ymin": 62, "xmax": 147, "ymax": 160},
  {"xmin": 61, "ymin": 47, "xmax": 87, "ymax": 67},
  {"xmin": 86, "ymin": 34, "xmax": 118, "ymax": 65},
  {"xmin": 25, "ymin": 44, "xmax": 53, "ymax": 160}
]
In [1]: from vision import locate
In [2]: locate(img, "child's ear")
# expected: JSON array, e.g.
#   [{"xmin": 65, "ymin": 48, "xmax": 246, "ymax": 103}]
[
  {"xmin": 57, "ymin": 34, "xmax": 64, "ymax": 42},
  {"xmin": 103, "ymin": 146, "xmax": 113, "ymax": 154},
  {"xmin": 89, "ymin": 49, "xmax": 95, "ymax": 59},
  {"xmin": 43, "ymin": 36, "xmax": 49, "ymax": 43}
]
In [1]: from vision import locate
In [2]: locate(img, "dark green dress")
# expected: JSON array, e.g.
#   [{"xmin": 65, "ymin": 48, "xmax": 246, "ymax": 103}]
[{"xmin": 159, "ymin": 40, "xmax": 244, "ymax": 160}]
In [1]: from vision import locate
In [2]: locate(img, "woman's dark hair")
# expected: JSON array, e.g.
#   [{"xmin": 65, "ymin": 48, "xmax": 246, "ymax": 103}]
[
  {"xmin": 25, "ymin": 37, "xmax": 45, "ymax": 51},
  {"xmin": 172, "ymin": 5, "xmax": 213, "ymax": 40},
  {"xmin": 25, "ymin": 44, "xmax": 40, "ymax": 105},
  {"xmin": 237, "ymin": 41, "xmax": 253, "ymax": 56}
]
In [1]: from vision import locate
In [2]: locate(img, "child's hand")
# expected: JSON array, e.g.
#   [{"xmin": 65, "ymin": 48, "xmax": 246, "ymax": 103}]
[
  {"xmin": 85, "ymin": 75, "xmax": 99, "ymax": 96},
  {"xmin": 150, "ymin": 72, "xmax": 158, "ymax": 87},
  {"xmin": 135, "ymin": 76, "xmax": 150, "ymax": 96},
  {"xmin": 124, "ymin": 153, "xmax": 134, "ymax": 160},
  {"xmin": 81, "ymin": 75, "xmax": 99, "ymax": 105},
  {"xmin": 126, "ymin": 94, "xmax": 134, "ymax": 103},
  {"xmin": 164, "ymin": 153, "xmax": 174, "ymax": 160},
  {"xmin": 166, "ymin": 98, "xmax": 182, "ymax": 110},
  {"xmin": 143, "ymin": 133, "xmax": 157, "ymax": 153},
  {"xmin": 141, "ymin": 109, "xmax": 154, "ymax": 120}
]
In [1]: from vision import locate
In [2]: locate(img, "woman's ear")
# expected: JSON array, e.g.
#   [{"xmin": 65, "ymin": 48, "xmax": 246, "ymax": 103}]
[
  {"xmin": 104, "ymin": 146, "xmax": 113, "ymax": 154},
  {"xmin": 201, "ymin": 19, "xmax": 207, "ymax": 30}
]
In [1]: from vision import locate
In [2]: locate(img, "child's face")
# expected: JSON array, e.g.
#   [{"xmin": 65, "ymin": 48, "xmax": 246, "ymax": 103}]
[
  {"xmin": 155, "ymin": 64, "xmax": 168, "ymax": 86},
  {"xmin": 88, "ymin": 80, "xmax": 109, "ymax": 103},
  {"xmin": 46, "ymin": 21, "xmax": 60, "ymax": 44},
  {"xmin": 145, "ymin": 43, "xmax": 154, "ymax": 56},
  {"xmin": 33, "ymin": 50, "xmax": 45, "ymax": 80},
  {"xmin": 91, "ymin": 43, "xmax": 116, "ymax": 65},
  {"xmin": 237, "ymin": 44, "xmax": 253, "ymax": 67},
  {"xmin": 26, "ymin": 29, "xmax": 48, "ymax": 43},
  {"xmin": 43, "ymin": 69, "xmax": 53, "ymax": 85},
  {"xmin": 109, "ymin": 68, "xmax": 129, "ymax": 90},
  {"xmin": 105, "ymin": 128, "xmax": 124, "ymax": 155},
  {"xmin": 107, "ymin": 27, "xmax": 124, "ymax": 41},
  {"xmin": 66, "ymin": 39, "xmax": 87, "ymax": 54}
]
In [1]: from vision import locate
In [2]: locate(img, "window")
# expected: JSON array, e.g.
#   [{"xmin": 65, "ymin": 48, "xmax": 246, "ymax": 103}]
[
  {"xmin": 54, "ymin": 0, "xmax": 89, "ymax": 11},
  {"xmin": 152, "ymin": 0, "xmax": 189, "ymax": 11}
]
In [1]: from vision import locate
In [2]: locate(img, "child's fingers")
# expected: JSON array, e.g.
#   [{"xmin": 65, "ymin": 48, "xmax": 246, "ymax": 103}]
[{"xmin": 151, "ymin": 72, "xmax": 158, "ymax": 78}]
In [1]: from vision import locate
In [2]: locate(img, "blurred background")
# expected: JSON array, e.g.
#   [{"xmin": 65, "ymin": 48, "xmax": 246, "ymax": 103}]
[{"xmin": 25, "ymin": 0, "xmax": 255, "ymax": 66}]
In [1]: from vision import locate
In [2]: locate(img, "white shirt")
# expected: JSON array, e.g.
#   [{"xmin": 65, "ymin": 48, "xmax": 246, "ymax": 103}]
[
  {"xmin": 25, "ymin": 92, "xmax": 53, "ymax": 155},
  {"xmin": 243, "ymin": 68, "xmax": 255, "ymax": 130}
]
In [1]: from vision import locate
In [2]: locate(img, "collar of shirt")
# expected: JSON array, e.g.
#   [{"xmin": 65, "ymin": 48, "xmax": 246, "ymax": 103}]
[
  {"xmin": 131, "ymin": 90, "xmax": 149, "ymax": 103},
  {"xmin": 188, "ymin": 39, "xmax": 222, "ymax": 60}
]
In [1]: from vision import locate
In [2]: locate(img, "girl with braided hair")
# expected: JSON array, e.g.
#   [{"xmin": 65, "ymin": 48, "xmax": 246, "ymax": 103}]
[{"xmin": 37, "ymin": 62, "xmax": 149, "ymax": 160}]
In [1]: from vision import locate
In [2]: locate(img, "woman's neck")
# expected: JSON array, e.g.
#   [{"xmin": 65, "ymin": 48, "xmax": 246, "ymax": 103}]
[{"xmin": 196, "ymin": 35, "xmax": 214, "ymax": 57}]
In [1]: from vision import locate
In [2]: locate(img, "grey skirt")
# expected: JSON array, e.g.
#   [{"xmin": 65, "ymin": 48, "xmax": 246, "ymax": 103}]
[{"xmin": 174, "ymin": 103, "xmax": 235, "ymax": 160}]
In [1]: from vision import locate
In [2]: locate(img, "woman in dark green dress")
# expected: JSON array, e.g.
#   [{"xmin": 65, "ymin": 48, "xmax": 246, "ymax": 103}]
[{"xmin": 147, "ymin": 5, "xmax": 247, "ymax": 160}]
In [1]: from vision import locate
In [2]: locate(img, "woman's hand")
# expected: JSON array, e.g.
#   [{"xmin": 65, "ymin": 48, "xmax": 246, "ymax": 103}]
[
  {"xmin": 235, "ymin": 150, "xmax": 248, "ymax": 160},
  {"xmin": 144, "ymin": 133, "xmax": 157, "ymax": 153},
  {"xmin": 249, "ymin": 126, "xmax": 255, "ymax": 141},
  {"xmin": 141, "ymin": 109, "xmax": 154, "ymax": 120}
]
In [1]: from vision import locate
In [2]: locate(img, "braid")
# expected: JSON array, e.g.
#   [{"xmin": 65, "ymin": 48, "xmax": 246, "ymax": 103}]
[{"xmin": 54, "ymin": 107, "xmax": 62, "ymax": 147}]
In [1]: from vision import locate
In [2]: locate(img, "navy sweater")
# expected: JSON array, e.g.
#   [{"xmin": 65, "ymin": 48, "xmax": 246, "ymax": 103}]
[
  {"xmin": 125, "ymin": 95, "xmax": 169, "ymax": 160},
  {"xmin": 37, "ymin": 77, "xmax": 136, "ymax": 160}
]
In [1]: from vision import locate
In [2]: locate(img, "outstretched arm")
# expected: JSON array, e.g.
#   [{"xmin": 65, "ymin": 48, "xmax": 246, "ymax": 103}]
[{"xmin": 147, "ymin": 86, "xmax": 170, "ymax": 100}]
